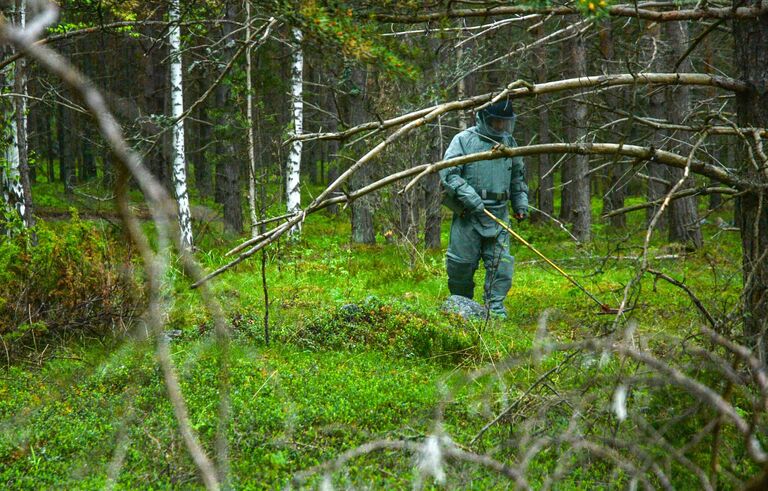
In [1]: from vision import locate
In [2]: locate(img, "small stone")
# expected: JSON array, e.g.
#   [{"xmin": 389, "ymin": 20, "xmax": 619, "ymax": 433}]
[
  {"xmin": 441, "ymin": 295, "xmax": 487, "ymax": 320},
  {"xmin": 161, "ymin": 329, "xmax": 183, "ymax": 343}
]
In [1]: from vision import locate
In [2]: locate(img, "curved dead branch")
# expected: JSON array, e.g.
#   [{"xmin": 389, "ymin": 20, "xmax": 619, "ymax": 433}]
[
  {"xmin": 0, "ymin": 4, "xmax": 225, "ymax": 489},
  {"xmin": 192, "ymin": 140, "xmax": 746, "ymax": 287},
  {"xmin": 295, "ymin": 73, "xmax": 748, "ymax": 143},
  {"xmin": 371, "ymin": 3, "xmax": 768, "ymax": 23}
]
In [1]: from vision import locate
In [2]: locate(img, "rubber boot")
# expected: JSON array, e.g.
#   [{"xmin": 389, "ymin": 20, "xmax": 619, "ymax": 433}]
[
  {"xmin": 484, "ymin": 254, "xmax": 514, "ymax": 317},
  {"xmin": 447, "ymin": 258, "xmax": 477, "ymax": 299}
]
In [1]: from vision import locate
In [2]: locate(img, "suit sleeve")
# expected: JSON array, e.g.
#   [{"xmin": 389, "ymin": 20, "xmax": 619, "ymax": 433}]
[
  {"xmin": 438, "ymin": 134, "xmax": 484, "ymax": 213},
  {"xmin": 509, "ymin": 155, "xmax": 529, "ymax": 215}
]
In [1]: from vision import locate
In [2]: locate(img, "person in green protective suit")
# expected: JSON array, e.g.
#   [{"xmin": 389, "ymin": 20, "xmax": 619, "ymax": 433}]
[{"xmin": 439, "ymin": 99, "xmax": 529, "ymax": 319}]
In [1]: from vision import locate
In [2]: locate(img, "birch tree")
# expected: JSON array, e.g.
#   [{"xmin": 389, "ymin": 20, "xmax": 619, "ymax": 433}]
[
  {"xmin": 1, "ymin": 0, "xmax": 29, "ymax": 232},
  {"xmin": 245, "ymin": 0, "xmax": 258, "ymax": 239},
  {"xmin": 169, "ymin": 0, "xmax": 193, "ymax": 250},
  {"xmin": 1, "ymin": 76, "xmax": 24, "ymax": 230},
  {"xmin": 285, "ymin": 27, "xmax": 303, "ymax": 239}
]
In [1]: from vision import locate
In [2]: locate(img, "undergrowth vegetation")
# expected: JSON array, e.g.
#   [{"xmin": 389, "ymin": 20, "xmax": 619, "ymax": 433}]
[
  {"xmin": 2, "ymin": 185, "xmax": 763, "ymax": 489},
  {"xmin": 0, "ymin": 214, "xmax": 141, "ymax": 359}
]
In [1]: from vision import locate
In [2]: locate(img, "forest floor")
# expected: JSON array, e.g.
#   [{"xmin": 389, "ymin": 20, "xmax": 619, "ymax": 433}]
[{"xmin": 0, "ymin": 184, "xmax": 748, "ymax": 489}]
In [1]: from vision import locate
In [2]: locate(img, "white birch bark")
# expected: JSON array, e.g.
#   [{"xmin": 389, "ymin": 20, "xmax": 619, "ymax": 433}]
[
  {"xmin": 18, "ymin": 0, "xmax": 26, "ymax": 158},
  {"xmin": 169, "ymin": 0, "xmax": 193, "ymax": 250},
  {"xmin": 285, "ymin": 27, "xmax": 303, "ymax": 239},
  {"xmin": 1, "ymin": 1, "xmax": 25, "ymax": 230},
  {"xmin": 246, "ymin": 0, "xmax": 258, "ymax": 239}
]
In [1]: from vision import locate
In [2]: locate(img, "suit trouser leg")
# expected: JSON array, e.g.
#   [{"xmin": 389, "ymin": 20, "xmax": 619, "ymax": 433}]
[
  {"xmin": 481, "ymin": 230, "xmax": 514, "ymax": 314},
  {"xmin": 446, "ymin": 214, "xmax": 481, "ymax": 299}
]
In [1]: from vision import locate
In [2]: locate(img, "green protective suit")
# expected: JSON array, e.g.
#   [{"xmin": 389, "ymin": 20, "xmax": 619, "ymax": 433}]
[{"xmin": 439, "ymin": 113, "xmax": 529, "ymax": 316}]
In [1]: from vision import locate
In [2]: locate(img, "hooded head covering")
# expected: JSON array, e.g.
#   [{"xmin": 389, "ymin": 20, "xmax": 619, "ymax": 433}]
[{"xmin": 476, "ymin": 98, "xmax": 516, "ymax": 141}]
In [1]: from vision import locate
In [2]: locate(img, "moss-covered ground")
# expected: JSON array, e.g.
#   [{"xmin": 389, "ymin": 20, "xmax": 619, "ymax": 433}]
[{"xmin": 0, "ymin": 184, "xmax": 750, "ymax": 489}]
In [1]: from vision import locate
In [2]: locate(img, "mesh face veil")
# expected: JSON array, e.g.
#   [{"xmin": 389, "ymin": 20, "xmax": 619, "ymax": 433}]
[
  {"xmin": 476, "ymin": 111, "xmax": 516, "ymax": 139},
  {"xmin": 476, "ymin": 99, "xmax": 516, "ymax": 139}
]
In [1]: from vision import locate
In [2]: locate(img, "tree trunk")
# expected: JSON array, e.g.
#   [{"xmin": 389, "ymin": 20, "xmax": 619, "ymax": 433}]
[
  {"xmin": 194, "ymin": 81, "xmax": 213, "ymax": 199},
  {"xmin": 532, "ymin": 24, "xmax": 554, "ymax": 223},
  {"xmin": 424, "ymin": 121, "xmax": 443, "ymax": 249},
  {"xmin": 169, "ymin": 0, "xmax": 193, "ymax": 250},
  {"xmin": 326, "ymin": 164, "xmax": 339, "ymax": 216},
  {"xmin": 645, "ymin": 24, "xmax": 669, "ymax": 230},
  {"xmin": 143, "ymin": 28, "xmax": 169, "ymax": 187},
  {"xmin": 348, "ymin": 67, "xmax": 375, "ymax": 244},
  {"xmin": 0, "ymin": 1, "xmax": 32, "ymax": 232},
  {"xmin": 323, "ymin": 82, "xmax": 340, "ymax": 216},
  {"xmin": 561, "ymin": 19, "xmax": 591, "ymax": 241},
  {"xmin": 245, "ymin": 0, "xmax": 258, "ymax": 238},
  {"xmin": 599, "ymin": 21, "xmax": 626, "ymax": 229},
  {"xmin": 215, "ymin": 2, "xmax": 242, "ymax": 234},
  {"xmin": 44, "ymin": 113, "xmax": 54, "ymax": 182},
  {"xmin": 56, "ymin": 100, "xmax": 72, "ymax": 195},
  {"xmin": 285, "ymin": 27, "xmax": 304, "ymax": 240},
  {"xmin": 732, "ymin": 1, "xmax": 768, "ymax": 360},
  {"xmin": 14, "ymin": 0, "xmax": 33, "ymax": 229},
  {"xmin": 1, "ymin": 45, "xmax": 25, "ymax": 229},
  {"xmin": 81, "ymin": 125, "xmax": 96, "ymax": 181},
  {"xmin": 664, "ymin": 21, "xmax": 702, "ymax": 248},
  {"xmin": 704, "ymin": 28, "xmax": 723, "ymax": 213}
]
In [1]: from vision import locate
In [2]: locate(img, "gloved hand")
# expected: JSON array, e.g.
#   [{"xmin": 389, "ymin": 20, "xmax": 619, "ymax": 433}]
[
  {"xmin": 513, "ymin": 212, "xmax": 527, "ymax": 222},
  {"xmin": 471, "ymin": 201, "xmax": 486, "ymax": 215}
]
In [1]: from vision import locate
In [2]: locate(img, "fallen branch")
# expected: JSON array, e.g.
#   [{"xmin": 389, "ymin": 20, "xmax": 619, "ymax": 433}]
[
  {"xmin": 602, "ymin": 186, "xmax": 739, "ymax": 218},
  {"xmin": 295, "ymin": 73, "xmax": 748, "ymax": 144},
  {"xmin": 371, "ymin": 3, "xmax": 768, "ymax": 23},
  {"xmin": 470, "ymin": 350, "xmax": 581, "ymax": 445},
  {"xmin": 192, "ymin": 140, "xmax": 748, "ymax": 287},
  {"xmin": 0, "ymin": 6, "xmax": 225, "ymax": 489},
  {"xmin": 647, "ymin": 269, "xmax": 718, "ymax": 329}
]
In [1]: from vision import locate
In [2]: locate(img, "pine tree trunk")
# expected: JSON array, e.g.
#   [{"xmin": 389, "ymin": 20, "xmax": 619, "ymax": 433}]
[
  {"xmin": 285, "ymin": 27, "xmax": 304, "ymax": 239},
  {"xmin": 194, "ymin": 84, "xmax": 212, "ymax": 199},
  {"xmin": 664, "ymin": 21, "xmax": 702, "ymax": 248},
  {"xmin": 143, "ymin": 23, "xmax": 169, "ymax": 187},
  {"xmin": 44, "ymin": 114, "xmax": 54, "ymax": 182},
  {"xmin": 599, "ymin": 21, "xmax": 626, "ymax": 229},
  {"xmin": 169, "ymin": 0, "xmax": 193, "ymax": 250},
  {"xmin": 56, "ymin": 100, "xmax": 72, "ymax": 195},
  {"xmin": 216, "ymin": 2, "xmax": 242, "ymax": 234},
  {"xmin": 704, "ymin": 29, "xmax": 722, "ymax": 213},
  {"xmin": 348, "ymin": 67, "xmax": 375, "ymax": 244},
  {"xmin": 645, "ymin": 24, "xmax": 669, "ymax": 229},
  {"xmin": 532, "ymin": 24, "xmax": 554, "ymax": 223},
  {"xmin": 424, "ymin": 122, "xmax": 443, "ymax": 249},
  {"xmin": 732, "ymin": 2, "xmax": 768, "ymax": 360},
  {"xmin": 562, "ymin": 20, "xmax": 591, "ymax": 241}
]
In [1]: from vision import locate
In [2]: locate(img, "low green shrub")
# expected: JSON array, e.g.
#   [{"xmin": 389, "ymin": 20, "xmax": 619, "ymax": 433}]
[
  {"xmin": 0, "ymin": 215, "xmax": 142, "ymax": 356},
  {"xmin": 296, "ymin": 296, "xmax": 477, "ymax": 362}
]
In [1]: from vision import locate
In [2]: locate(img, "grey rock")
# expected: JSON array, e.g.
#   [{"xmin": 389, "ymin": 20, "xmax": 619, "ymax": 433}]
[
  {"xmin": 161, "ymin": 329, "xmax": 183, "ymax": 343},
  {"xmin": 441, "ymin": 295, "xmax": 487, "ymax": 320}
]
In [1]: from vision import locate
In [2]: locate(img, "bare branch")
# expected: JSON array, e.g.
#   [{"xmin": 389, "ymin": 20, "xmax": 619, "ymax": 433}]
[
  {"xmin": 0, "ymin": 5, "xmax": 224, "ymax": 489},
  {"xmin": 371, "ymin": 3, "xmax": 768, "ymax": 23},
  {"xmin": 296, "ymin": 72, "xmax": 748, "ymax": 144},
  {"xmin": 193, "ymin": 139, "xmax": 748, "ymax": 287},
  {"xmin": 647, "ymin": 269, "xmax": 718, "ymax": 328},
  {"xmin": 603, "ymin": 186, "xmax": 739, "ymax": 218}
]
